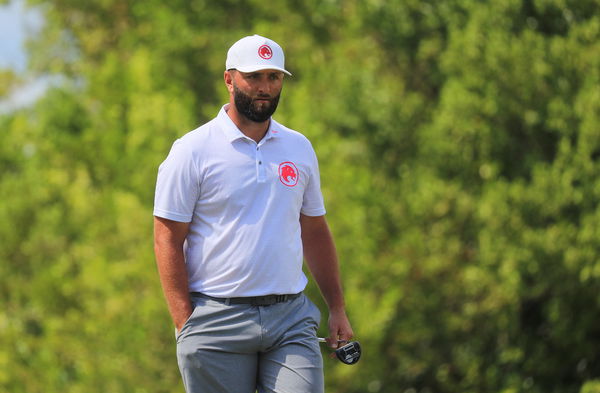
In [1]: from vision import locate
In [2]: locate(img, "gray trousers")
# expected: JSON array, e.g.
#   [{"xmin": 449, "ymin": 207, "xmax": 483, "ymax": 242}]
[{"xmin": 176, "ymin": 293, "xmax": 324, "ymax": 393}]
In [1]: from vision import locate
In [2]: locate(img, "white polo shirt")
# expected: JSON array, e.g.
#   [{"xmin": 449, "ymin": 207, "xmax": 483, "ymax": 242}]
[{"xmin": 153, "ymin": 104, "xmax": 326, "ymax": 297}]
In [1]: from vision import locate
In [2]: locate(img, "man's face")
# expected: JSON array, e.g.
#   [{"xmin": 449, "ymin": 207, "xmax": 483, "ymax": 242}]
[{"xmin": 230, "ymin": 70, "xmax": 284, "ymax": 123}]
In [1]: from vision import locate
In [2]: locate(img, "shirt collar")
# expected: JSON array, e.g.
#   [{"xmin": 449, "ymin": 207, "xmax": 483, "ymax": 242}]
[{"xmin": 217, "ymin": 104, "xmax": 280, "ymax": 144}]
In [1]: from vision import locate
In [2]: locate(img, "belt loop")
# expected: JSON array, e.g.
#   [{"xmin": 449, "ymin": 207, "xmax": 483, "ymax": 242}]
[{"xmin": 224, "ymin": 298, "xmax": 231, "ymax": 306}]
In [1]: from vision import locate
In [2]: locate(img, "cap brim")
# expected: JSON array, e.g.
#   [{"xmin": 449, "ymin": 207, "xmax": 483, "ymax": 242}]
[{"xmin": 233, "ymin": 65, "xmax": 292, "ymax": 76}]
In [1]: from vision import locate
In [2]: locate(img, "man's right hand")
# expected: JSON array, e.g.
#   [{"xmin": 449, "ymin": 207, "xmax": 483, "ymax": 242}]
[
  {"xmin": 154, "ymin": 216, "xmax": 193, "ymax": 336},
  {"xmin": 174, "ymin": 308, "xmax": 194, "ymax": 334}
]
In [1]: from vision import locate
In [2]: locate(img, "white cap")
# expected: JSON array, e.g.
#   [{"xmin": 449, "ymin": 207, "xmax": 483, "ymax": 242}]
[{"xmin": 225, "ymin": 35, "xmax": 292, "ymax": 76}]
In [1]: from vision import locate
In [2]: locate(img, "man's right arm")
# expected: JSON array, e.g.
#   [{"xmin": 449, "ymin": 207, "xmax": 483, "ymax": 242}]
[{"xmin": 154, "ymin": 216, "xmax": 192, "ymax": 333}]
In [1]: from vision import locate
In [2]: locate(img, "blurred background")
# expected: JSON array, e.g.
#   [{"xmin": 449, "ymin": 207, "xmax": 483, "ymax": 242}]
[{"xmin": 1, "ymin": 0, "xmax": 599, "ymax": 392}]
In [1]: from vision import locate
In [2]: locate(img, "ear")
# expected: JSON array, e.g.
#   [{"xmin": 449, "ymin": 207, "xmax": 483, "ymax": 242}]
[{"xmin": 224, "ymin": 70, "xmax": 235, "ymax": 95}]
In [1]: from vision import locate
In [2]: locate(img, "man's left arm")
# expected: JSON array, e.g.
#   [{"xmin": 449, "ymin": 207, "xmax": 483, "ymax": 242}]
[{"xmin": 300, "ymin": 213, "xmax": 354, "ymax": 348}]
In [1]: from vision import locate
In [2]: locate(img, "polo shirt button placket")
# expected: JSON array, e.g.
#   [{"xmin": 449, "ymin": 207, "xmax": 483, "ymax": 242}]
[{"xmin": 255, "ymin": 144, "xmax": 266, "ymax": 183}]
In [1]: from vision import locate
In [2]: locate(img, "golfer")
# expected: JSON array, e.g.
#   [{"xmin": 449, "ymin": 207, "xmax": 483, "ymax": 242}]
[{"xmin": 153, "ymin": 34, "xmax": 353, "ymax": 393}]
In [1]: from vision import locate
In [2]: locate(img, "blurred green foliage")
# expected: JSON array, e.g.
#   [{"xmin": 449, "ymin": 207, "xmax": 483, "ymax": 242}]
[{"xmin": 1, "ymin": 0, "xmax": 599, "ymax": 392}]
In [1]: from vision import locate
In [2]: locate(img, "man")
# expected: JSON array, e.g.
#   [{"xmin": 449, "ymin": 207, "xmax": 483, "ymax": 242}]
[{"xmin": 153, "ymin": 34, "xmax": 353, "ymax": 393}]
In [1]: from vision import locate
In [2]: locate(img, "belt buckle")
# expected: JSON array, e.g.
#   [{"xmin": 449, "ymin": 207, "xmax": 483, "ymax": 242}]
[
  {"xmin": 275, "ymin": 295, "xmax": 287, "ymax": 303},
  {"xmin": 252, "ymin": 294, "xmax": 287, "ymax": 306}
]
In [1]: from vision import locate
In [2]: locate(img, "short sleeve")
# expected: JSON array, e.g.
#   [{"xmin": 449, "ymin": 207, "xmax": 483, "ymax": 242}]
[
  {"xmin": 153, "ymin": 139, "xmax": 200, "ymax": 222},
  {"xmin": 300, "ymin": 145, "xmax": 326, "ymax": 217}
]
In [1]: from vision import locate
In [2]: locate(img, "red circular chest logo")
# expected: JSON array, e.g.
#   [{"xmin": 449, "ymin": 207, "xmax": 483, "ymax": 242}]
[
  {"xmin": 258, "ymin": 45, "xmax": 273, "ymax": 59},
  {"xmin": 278, "ymin": 162, "xmax": 298, "ymax": 187}
]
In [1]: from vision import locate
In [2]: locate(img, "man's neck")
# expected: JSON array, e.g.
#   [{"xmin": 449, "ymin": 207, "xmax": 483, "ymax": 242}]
[{"xmin": 225, "ymin": 105, "xmax": 270, "ymax": 143}]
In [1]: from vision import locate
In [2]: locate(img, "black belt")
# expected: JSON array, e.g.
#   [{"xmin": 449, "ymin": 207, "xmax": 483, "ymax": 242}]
[{"xmin": 191, "ymin": 292, "xmax": 302, "ymax": 306}]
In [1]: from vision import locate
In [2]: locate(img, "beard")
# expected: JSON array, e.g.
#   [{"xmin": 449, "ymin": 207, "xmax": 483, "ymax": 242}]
[{"xmin": 233, "ymin": 85, "xmax": 281, "ymax": 123}]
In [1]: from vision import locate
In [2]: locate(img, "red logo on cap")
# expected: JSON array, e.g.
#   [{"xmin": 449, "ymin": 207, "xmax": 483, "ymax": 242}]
[
  {"xmin": 279, "ymin": 162, "xmax": 298, "ymax": 187},
  {"xmin": 258, "ymin": 45, "xmax": 273, "ymax": 59}
]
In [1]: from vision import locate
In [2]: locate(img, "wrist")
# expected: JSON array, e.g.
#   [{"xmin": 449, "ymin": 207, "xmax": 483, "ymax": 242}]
[
  {"xmin": 327, "ymin": 305, "xmax": 347, "ymax": 315},
  {"xmin": 175, "ymin": 310, "xmax": 192, "ymax": 332}
]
